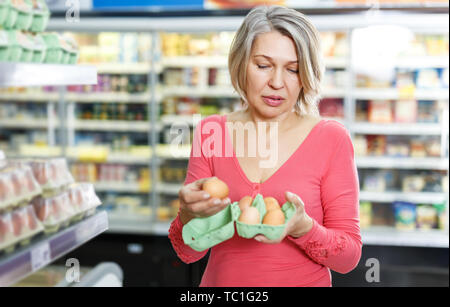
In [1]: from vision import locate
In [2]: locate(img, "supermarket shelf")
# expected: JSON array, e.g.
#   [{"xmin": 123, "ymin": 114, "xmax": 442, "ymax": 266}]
[
  {"xmin": 351, "ymin": 122, "xmax": 442, "ymax": 135},
  {"xmin": 394, "ymin": 56, "xmax": 449, "ymax": 68},
  {"xmin": 0, "ymin": 211, "xmax": 109, "ymax": 287},
  {"xmin": 156, "ymin": 144, "xmax": 192, "ymax": 160},
  {"xmin": 162, "ymin": 86, "xmax": 238, "ymax": 98},
  {"xmin": 73, "ymin": 120, "xmax": 161, "ymax": 132},
  {"xmin": 356, "ymin": 156, "xmax": 449, "ymax": 170},
  {"xmin": 94, "ymin": 182, "xmax": 150, "ymax": 193},
  {"xmin": 0, "ymin": 92, "xmax": 59, "ymax": 102},
  {"xmin": 0, "ymin": 119, "xmax": 54, "ymax": 129},
  {"xmin": 0, "ymin": 63, "xmax": 97, "ymax": 88},
  {"xmin": 156, "ymin": 183, "xmax": 182, "ymax": 195},
  {"xmin": 107, "ymin": 215, "xmax": 155, "ymax": 235},
  {"xmin": 361, "ymin": 227, "xmax": 449, "ymax": 248},
  {"xmin": 353, "ymin": 88, "xmax": 449, "ymax": 100},
  {"xmin": 360, "ymin": 191, "xmax": 447, "ymax": 204},
  {"xmin": 95, "ymin": 63, "xmax": 155, "ymax": 74},
  {"xmin": 66, "ymin": 92, "xmax": 153, "ymax": 103}
]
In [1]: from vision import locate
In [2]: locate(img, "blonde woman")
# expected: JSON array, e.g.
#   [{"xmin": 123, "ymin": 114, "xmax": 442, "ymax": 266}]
[{"xmin": 169, "ymin": 5, "xmax": 362, "ymax": 287}]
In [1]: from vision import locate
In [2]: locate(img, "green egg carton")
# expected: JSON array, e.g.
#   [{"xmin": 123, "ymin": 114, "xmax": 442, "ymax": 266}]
[
  {"xmin": 30, "ymin": 33, "xmax": 46, "ymax": 63},
  {"xmin": 30, "ymin": 0, "xmax": 50, "ymax": 33},
  {"xmin": 2, "ymin": 0, "xmax": 17, "ymax": 29},
  {"xmin": 235, "ymin": 194, "xmax": 296, "ymax": 240},
  {"xmin": 42, "ymin": 33, "xmax": 63, "ymax": 63},
  {"xmin": 6, "ymin": 30, "xmax": 22, "ymax": 62},
  {"xmin": 0, "ymin": 30, "xmax": 9, "ymax": 61},
  {"xmin": 0, "ymin": 0, "xmax": 10, "ymax": 27},
  {"xmin": 63, "ymin": 35, "xmax": 79, "ymax": 64},
  {"xmin": 17, "ymin": 31, "xmax": 33, "ymax": 62},
  {"xmin": 182, "ymin": 202, "xmax": 240, "ymax": 252},
  {"xmin": 14, "ymin": 0, "xmax": 32, "ymax": 31}
]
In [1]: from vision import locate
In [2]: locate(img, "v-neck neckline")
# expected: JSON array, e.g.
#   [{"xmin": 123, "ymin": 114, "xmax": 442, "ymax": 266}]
[{"xmin": 223, "ymin": 114, "xmax": 325, "ymax": 187}]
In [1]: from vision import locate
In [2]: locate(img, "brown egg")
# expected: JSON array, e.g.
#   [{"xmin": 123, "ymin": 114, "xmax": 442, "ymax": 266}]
[
  {"xmin": 264, "ymin": 197, "xmax": 280, "ymax": 212},
  {"xmin": 238, "ymin": 207, "xmax": 260, "ymax": 225},
  {"xmin": 262, "ymin": 209, "xmax": 285, "ymax": 226},
  {"xmin": 12, "ymin": 211, "xmax": 23, "ymax": 237},
  {"xmin": 238, "ymin": 196, "xmax": 253, "ymax": 211},
  {"xmin": 0, "ymin": 217, "xmax": 7, "ymax": 243},
  {"xmin": 203, "ymin": 177, "xmax": 229, "ymax": 200}
]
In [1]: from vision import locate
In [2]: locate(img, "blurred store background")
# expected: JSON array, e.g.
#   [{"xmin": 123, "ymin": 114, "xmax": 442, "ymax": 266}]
[{"xmin": 0, "ymin": 0, "xmax": 448, "ymax": 287}]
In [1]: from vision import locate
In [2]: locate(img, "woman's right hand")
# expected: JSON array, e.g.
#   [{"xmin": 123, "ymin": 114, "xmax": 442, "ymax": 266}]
[{"xmin": 178, "ymin": 177, "xmax": 231, "ymax": 225}]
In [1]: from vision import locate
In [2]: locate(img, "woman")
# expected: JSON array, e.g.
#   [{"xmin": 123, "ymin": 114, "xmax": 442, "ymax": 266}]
[{"xmin": 168, "ymin": 5, "xmax": 362, "ymax": 287}]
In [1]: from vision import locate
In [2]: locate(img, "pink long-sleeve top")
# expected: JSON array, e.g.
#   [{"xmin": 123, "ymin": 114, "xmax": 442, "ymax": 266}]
[{"xmin": 168, "ymin": 114, "xmax": 362, "ymax": 287}]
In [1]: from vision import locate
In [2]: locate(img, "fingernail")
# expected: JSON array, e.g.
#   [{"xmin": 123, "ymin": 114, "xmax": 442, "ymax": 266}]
[
  {"xmin": 224, "ymin": 198, "xmax": 231, "ymax": 204},
  {"xmin": 213, "ymin": 199, "xmax": 221, "ymax": 205},
  {"xmin": 254, "ymin": 237, "xmax": 261, "ymax": 242},
  {"xmin": 287, "ymin": 191, "xmax": 293, "ymax": 198},
  {"xmin": 203, "ymin": 193, "xmax": 210, "ymax": 199}
]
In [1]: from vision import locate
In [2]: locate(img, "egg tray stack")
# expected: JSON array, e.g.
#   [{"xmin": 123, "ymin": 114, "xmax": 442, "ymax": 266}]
[
  {"xmin": 0, "ymin": 158, "xmax": 103, "ymax": 254},
  {"xmin": 0, "ymin": 0, "xmax": 79, "ymax": 64},
  {"xmin": 0, "ymin": 163, "xmax": 45, "ymax": 254},
  {"xmin": 182, "ymin": 194, "xmax": 297, "ymax": 252}
]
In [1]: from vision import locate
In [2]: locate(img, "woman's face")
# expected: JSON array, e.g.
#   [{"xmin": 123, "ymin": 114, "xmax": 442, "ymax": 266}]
[{"xmin": 245, "ymin": 31, "xmax": 301, "ymax": 119}]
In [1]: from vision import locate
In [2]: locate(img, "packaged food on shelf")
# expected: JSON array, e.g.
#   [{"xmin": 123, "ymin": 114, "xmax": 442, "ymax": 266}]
[
  {"xmin": 30, "ymin": 0, "xmax": 50, "ymax": 33},
  {"xmin": 0, "ymin": 0, "xmax": 9, "ymax": 26},
  {"xmin": 402, "ymin": 175, "xmax": 426, "ymax": 192},
  {"xmin": 359, "ymin": 201, "xmax": 372, "ymax": 229},
  {"xmin": 410, "ymin": 137, "xmax": 427, "ymax": 157},
  {"xmin": 32, "ymin": 192, "xmax": 74, "ymax": 233},
  {"xmin": 394, "ymin": 100, "xmax": 417, "ymax": 123},
  {"xmin": 29, "ymin": 33, "xmax": 46, "ymax": 63},
  {"xmin": 17, "ymin": 31, "xmax": 34, "ymax": 62},
  {"xmin": 366, "ymin": 135, "xmax": 386, "ymax": 156},
  {"xmin": 368, "ymin": 100, "xmax": 393, "ymax": 123},
  {"xmin": 14, "ymin": 0, "xmax": 32, "ymax": 31},
  {"xmin": 0, "ymin": 165, "xmax": 42, "ymax": 211},
  {"xmin": 416, "ymin": 204, "xmax": 438, "ymax": 230},
  {"xmin": 393, "ymin": 201, "xmax": 417, "ymax": 230},
  {"xmin": 416, "ymin": 68, "xmax": 441, "ymax": 89},
  {"xmin": 9, "ymin": 158, "xmax": 74, "ymax": 197},
  {"xmin": 433, "ymin": 203, "xmax": 447, "ymax": 230},
  {"xmin": 42, "ymin": 32, "xmax": 73, "ymax": 64},
  {"xmin": 6, "ymin": 30, "xmax": 23, "ymax": 62},
  {"xmin": 0, "ymin": 204, "xmax": 44, "ymax": 253},
  {"xmin": 67, "ymin": 183, "xmax": 102, "ymax": 220},
  {"xmin": 2, "ymin": 0, "xmax": 17, "ymax": 29}
]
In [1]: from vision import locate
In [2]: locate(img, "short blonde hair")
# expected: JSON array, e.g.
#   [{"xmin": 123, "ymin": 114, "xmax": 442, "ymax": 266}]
[{"xmin": 228, "ymin": 5, "xmax": 324, "ymax": 116}]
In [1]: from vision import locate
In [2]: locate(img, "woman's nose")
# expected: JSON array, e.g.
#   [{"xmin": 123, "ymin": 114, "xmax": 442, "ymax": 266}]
[{"xmin": 268, "ymin": 69, "xmax": 284, "ymax": 89}]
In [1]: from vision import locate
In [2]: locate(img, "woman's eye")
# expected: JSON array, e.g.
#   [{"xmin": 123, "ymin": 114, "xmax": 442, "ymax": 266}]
[
  {"xmin": 288, "ymin": 69, "xmax": 299, "ymax": 73},
  {"xmin": 257, "ymin": 64, "xmax": 269, "ymax": 69}
]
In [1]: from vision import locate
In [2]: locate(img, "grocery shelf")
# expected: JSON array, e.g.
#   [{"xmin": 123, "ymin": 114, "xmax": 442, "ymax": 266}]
[
  {"xmin": 350, "ymin": 122, "xmax": 443, "ymax": 135},
  {"xmin": 394, "ymin": 56, "xmax": 449, "ymax": 68},
  {"xmin": 66, "ymin": 92, "xmax": 153, "ymax": 104},
  {"xmin": 162, "ymin": 86, "xmax": 239, "ymax": 98},
  {"xmin": 0, "ymin": 119, "xmax": 55, "ymax": 129},
  {"xmin": 356, "ymin": 156, "xmax": 449, "ymax": 170},
  {"xmin": 0, "ymin": 92, "xmax": 59, "ymax": 102},
  {"xmin": 359, "ymin": 191, "xmax": 447, "ymax": 204},
  {"xmin": 0, "ymin": 211, "xmax": 109, "ymax": 287},
  {"xmin": 107, "ymin": 216, "xmax": 155, "ymax": 235},
  {"xmin": 95, "ymin": 63, "xmax": 154, "ymax": 74},
  {"xmin": 0, "ymin": 63, "xmax": 97, "ymax": 88},
  {"xmin": 361, "ymin": 227, "xmax": 449, "ymax": 248},
  {"xmin": 156, "ymin": 183, "xmax": 182, "ymax": 195},
  {"xmin": 353, "ymin": 88, "xmax": 449, "ymax": 101},
  {"xmin": 73, "ymin": 120, "xmax": 161, "ymax": 132},
  {"xmin": 94, "ymin": 182, "xmax": 150, "ymax": 193}
]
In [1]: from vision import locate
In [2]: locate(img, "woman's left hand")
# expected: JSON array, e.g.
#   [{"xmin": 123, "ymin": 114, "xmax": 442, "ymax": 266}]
[{"xmin": 254, "ymin": 191, "xmax": 314, "ymax": 244}]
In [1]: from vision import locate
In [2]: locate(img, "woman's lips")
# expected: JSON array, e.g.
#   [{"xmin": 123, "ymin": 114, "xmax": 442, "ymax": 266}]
[{"xmin": 262, "ymin": 96, "xmax": 284, "ymax": 107}]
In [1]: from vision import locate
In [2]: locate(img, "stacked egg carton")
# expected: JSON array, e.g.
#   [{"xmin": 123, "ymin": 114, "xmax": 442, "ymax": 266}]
[
  {"xmin": 0, "ymin": 153, "xmax": 102, "ymax": 254},
  {"xmin": 0, "ymin": 0, "xmax": 79, "ymax": 64}
]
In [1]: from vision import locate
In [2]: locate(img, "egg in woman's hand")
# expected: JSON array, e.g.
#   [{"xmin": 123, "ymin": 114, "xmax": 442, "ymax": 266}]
[
  {"xmin": 238, "ymin": 196, "xmax": 253, "ymax": 211},
  {"xmin": 262, "ymin": 209, "xmax": 285, "ymax": 226},
  {"xmin": 203, "ymin": 177, "xmax": 229, "ymax": 200},
  {"xmin": 263, "ymin": 197, "xmax": 280, "ymax": 212},
  {"xmin": 238, "ymin": 207, "xmax": 260, "ymax": 225}
]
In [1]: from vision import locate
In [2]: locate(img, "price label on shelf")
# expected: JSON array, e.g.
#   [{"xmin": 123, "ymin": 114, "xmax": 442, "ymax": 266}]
[{"xmin": 31, "ymin": 242, "xmax": 51, "ymax": 273}]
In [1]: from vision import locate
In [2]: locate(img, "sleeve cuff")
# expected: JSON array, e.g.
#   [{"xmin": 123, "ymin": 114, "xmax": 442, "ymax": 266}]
[{"xmin": 287, "ymin": 219, "xmax": 325, "ymax": 249}]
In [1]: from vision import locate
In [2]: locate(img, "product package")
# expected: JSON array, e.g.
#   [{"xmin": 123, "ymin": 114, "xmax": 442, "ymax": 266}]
[
  {"xmin": 67, "ymin": 183, "xmax": 102, "ymax": 221},
  {"xmin": 393, "ymin": 201, "xmax": 417, "ymax": 230},
  {"xmin": 182, "ymin": 194, "xmax": 296, "ymax": 252},
  {"xmin": 0, "ymin": 165, "xmax": 42, "ymax": 211},
  {"xmin": 30, "ymin": 0, "xmax": 50, "ymax": 33},
  {"xmin": 8, "ymin": 158, "xmax": 74, "ymax": 197},
  {"xmin": 0, "ymin": 204, "xmax": 44, "ymax": 253},
  {"xmin": 32, "ymin": 192, "xmax": 75, "ymax": 233},
  {"xmin": 0, "ymin": 0, "xmax": 9, "ymax": 26}
]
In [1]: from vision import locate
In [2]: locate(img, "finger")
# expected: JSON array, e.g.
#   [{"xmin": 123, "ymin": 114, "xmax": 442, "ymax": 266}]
[
  {"xmin": 285, "ymin": 191, "xmax": 305, "ymax": 209},
  {"xmin": 190, "ymin": 197, "xmax": 231, "ymax": 217},
  {"xmin": 179, "ymin": 188, "xmax": 211, "ymax": 204},
  {"xmin": 254, "ymin": 234, "xmax": 278, "ymax": 244}
]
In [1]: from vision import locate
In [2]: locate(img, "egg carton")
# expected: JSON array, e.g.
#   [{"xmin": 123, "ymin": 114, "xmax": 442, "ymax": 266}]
[
  {"xmin": 9, "ymin": 158, "xmax": 74, "ymax": 198},
  {"xmin": 182, "ymin": 194, "xmax": 296, "ymax": 252},
  {"xmin": 0, "ymin": 165, "xmax": 43, "ymax": 212},
  {"xmin": 67, "ymin": 183, "xmax": 102, "ymax": 222},
  {"xmin": 0, "ymin": 204, "xmax": 44, "ymax": 254}
]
